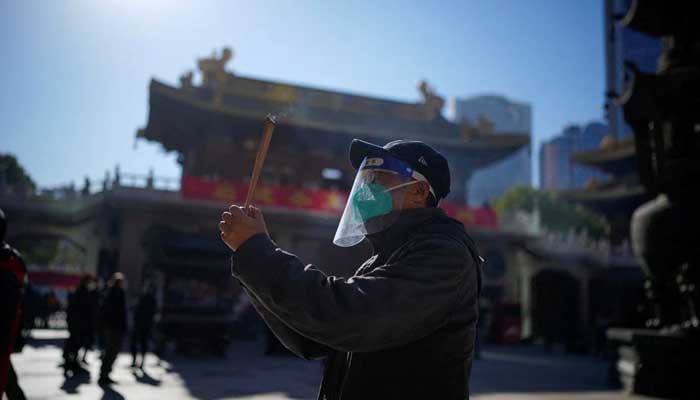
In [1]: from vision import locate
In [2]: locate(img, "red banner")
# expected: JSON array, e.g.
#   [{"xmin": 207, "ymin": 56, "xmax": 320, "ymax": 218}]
[
  {"xmin": 28, "ymin": 271, "xmax": 83, "ymax": 289},
  {"xmin": 182, "ymin": 175, "xmax": 497, "ymax": 229}
]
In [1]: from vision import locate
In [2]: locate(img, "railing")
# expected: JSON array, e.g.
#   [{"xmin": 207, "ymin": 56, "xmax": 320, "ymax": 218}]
[
  {"xmin": 115, "ymin": 172, "xmax": 180, "ymax": 191},
  {"xmin": 0, "ymin": 169, "xmax": 180, "ymax": 203},
  {"xmin": 537, "ymin": 230, "xmax": 637, "ymax": 267},
  {"xmin": 499, "ymin": 210, "xmax": 637, "ymax": 266}
]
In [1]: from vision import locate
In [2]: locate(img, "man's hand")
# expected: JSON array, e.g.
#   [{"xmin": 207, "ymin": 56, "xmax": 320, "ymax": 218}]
[{"xmin": 219, "ymin": 205, "xmax": 269, "ymax": 251}]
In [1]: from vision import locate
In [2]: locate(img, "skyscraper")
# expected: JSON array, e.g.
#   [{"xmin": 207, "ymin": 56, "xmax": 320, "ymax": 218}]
[
  {"xmin": 448, "ymin": 95, "xmax": 532, "ymax": 205},
  {"xmin": 539, "ymin": 122, "xmax": 608, "ymax": 190}
]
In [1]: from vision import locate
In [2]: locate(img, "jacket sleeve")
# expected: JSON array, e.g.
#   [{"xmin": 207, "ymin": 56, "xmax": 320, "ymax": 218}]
[
  {"xmin": 0, "ymin": 269, "xmax": 21, "ymax": 352},
  {"xmin": 232, "ymin": 233, "xmax": 476, "ymax": 353},
  {"xmin": 239, "ymin": 282, "xmax": 331, "ymax": 360}
]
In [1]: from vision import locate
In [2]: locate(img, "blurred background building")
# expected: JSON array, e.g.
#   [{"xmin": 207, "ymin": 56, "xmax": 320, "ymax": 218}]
[
  {"xmin": 448, "ymin": 95, "xmax": 532, "ymax": 205},
  {"xmin": 539, "ymin": 122, "xmax": 608, "ymax": 190}
]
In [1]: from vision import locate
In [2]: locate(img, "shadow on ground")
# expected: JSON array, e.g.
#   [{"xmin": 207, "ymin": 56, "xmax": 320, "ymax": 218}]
[
  {"xmin": 99, "ymin": 383, "xmax": 126, "ymax": 400},
  {"xmin": 159, "ymin": 339, "xmax": 321, "ymax": 400},
  {"xmin": 471, "ymin": 344, "xmax": 613, "ymax": 394}
]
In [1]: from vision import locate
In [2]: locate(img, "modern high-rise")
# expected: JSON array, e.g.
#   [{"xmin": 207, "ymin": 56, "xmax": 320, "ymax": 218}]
[
  {"xmin": 539, "ymin": 122, "xmax": 609, "ymax": 190},
  {"xmin": 448, "ymin": 95, "xmax": 532, "ymax": 205}
]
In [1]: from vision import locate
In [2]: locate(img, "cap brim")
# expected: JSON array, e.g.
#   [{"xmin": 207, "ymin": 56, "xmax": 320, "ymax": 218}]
[{"xmin": 349, "ymin": 139, "xmax": 390, "ymax": 170}]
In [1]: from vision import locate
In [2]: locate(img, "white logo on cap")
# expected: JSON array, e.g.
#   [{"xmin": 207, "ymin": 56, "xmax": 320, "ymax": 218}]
[{"xmin": 418, "ymin": 156, "xmax": 428, "ymax": 166}]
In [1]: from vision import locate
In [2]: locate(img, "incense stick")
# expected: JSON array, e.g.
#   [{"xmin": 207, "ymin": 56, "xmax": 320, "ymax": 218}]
[{"xmin": 244, "ymin": 114, "xmax": 277, "ymax": 208}]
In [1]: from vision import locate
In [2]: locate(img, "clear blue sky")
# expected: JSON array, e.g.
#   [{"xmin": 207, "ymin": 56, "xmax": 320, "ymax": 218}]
[{"xmin": 1, "ymin": 0, "xmax": 605, "ymax": 189}]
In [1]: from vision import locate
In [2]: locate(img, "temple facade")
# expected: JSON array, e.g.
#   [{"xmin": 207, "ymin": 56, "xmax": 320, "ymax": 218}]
[{"xmin": 133, "ymin": 47, "xmax": 528, "ymax": 279}]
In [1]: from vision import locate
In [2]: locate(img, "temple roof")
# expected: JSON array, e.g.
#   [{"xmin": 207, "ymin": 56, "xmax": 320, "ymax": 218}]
[
  {"xmin": 138, "ymin": 76, "xmax": 529, "ymax": 168},
  {"xmin": 570, "ymin": 136, "xmax": 636, "ymax": 176}
]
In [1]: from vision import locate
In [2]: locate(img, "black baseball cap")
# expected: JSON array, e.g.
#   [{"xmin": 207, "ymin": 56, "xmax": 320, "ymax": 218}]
[{"xmin": 349, "ymin": 139, "xmax": 451, "ymax": 201}]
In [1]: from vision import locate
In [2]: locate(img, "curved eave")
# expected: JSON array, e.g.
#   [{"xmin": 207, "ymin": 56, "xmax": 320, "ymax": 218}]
[
  {"xmin": 137, "ymin": 79, "xmax": 529, "ymax": 164},
  {"xmin": 560, "ymin": 185, "xmax": 650, "ymax": 215},
  {"xmin": 570, "ymin": 138, "xmax": 636, "ymax": 174}
]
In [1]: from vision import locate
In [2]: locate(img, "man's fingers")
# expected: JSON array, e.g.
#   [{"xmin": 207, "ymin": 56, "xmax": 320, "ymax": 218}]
[
  {"xmin": 229, "ymin": 204, "xmax": 245, "ymax": 215},
  {"xmin": 247, "ymin": 206, "xmax": 258, "ymax": 219},
  {"xmin": 249, "ymin": 205, "xmax": 264, "ymax": 221},
  {"xmin": 218, "ymin": 220, "xmax": 231, "ymax": 234},
  {"xmin": 221, "ymin": 212, "xmax": 233, "ymax": 223}
]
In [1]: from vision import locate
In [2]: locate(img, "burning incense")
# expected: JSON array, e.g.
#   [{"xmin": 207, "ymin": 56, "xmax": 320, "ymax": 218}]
[{"xmin": 244, "ymin": 114, "xmax": 277, "ymax": 208}]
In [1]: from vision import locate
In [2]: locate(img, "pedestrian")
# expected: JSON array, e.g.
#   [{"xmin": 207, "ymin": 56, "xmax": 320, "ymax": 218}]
[
  {"xmin": 98, "ymin": 272, "xmax": 127, "ymax": 385},
  {"xmin": 0, "ymin": 208, "xmax": 27, "ymax": 400},
  {"xmin": 219, "ymin": 139, "xmax": 482, "ymax": 400},
  {"xmin": 130, "ymin": 284, "xmax": 156, "ymax": 369},
  {"xmin": 62, "ymin": 274, "xmax": 97, "ymax": 375},
  {"xmin": 80, "ymin": 277, "xmax": 100, "ymax": 364}
]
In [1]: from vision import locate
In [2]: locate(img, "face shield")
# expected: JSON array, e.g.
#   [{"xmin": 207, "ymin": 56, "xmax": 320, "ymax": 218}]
[{"xmin": 333, "ymin": 155, "xmax": 435, "ymax": 247}]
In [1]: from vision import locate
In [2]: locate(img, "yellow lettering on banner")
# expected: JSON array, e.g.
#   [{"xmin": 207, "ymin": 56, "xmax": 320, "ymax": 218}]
[
  {"xmin": 254, "ymin": 187, "xmax": 275, "ymax": 204},
  {"xmin": 325, "ymin": 192, "xmax": 347, "ymax": 211},
  {"xmin": 266, "ymin": 85, "xmax": 297, "ymax": 103},
  {"xmin": 289, "ymin": 191, "xmax": 312, "ymax": 208},
  {"xmin": 214, "ymin": 184, "xmax": 237, "ymax": 202},
  {"xmin": 457, "ymin": 210, "xmax": 473, "ymax": 225}
]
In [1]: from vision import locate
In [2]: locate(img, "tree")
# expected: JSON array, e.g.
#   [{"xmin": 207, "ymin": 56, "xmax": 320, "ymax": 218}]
[
  {"xmin": 0, "ymin": 153, "xmax": 37, "ymax": 193},
  {"xmin": 493, "ymin": 186, "xmax": 609, "ymax": 240}
]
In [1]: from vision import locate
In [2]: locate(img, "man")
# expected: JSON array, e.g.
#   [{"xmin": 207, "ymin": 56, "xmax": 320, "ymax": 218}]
[
  {"xmin": 220, "ymin": 140, "xmax": 482, "ymax": 399},
  {"xmin": 0, "ymin": 208, "xmax": 27, "ymax": 400},
  {"xmin": 63, "ymin": 274, "xmax": 97, "ymax": 376},
  {"xmin": 130, "ymin": 284, "xmax": 157, "ymax": 369},
  {"xmin": 98, "ymin": 273, "xmax": 127, "ymax": 385}
]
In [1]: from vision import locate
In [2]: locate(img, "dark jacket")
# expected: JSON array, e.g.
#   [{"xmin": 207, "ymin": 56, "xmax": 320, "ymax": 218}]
[
  {"xmin": 232, "ymin": 207, "xmax": 482, "ymax": 400},
  {"xmin": 100, "ymin": 286, "xmax": 127, "ymax": 332},
  {"xmin": 133, "ymin": 292, "xmax": 157, "ymax": 331},
  {"xmin": 67, "ymin": 286, "xmax": 98, "ymax": 338}
]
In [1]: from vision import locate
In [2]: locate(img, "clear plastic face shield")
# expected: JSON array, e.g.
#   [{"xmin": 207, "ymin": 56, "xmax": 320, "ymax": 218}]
[{"xmin": 333, "ymin": 155, "xmax": 435, "ymax": 247}]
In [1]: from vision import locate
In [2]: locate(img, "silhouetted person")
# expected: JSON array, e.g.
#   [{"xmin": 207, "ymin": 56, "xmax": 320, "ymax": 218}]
[
  {"xmin": 0, "ymin": 208, "xmax": 27, "ymax": 399},
  {"xmin": 21, "ymin": 284, "xmax": 39, "ymax": 332},
  {"xmin": 80, "ymin": 276, "xmax": 99, "ymax": 364},
  {"xmin": 63, "ymin": 274, "xmax": 97, "ymax": 375},
  {"xmin": 43, "ymin": 291, "xmax": 60, "ymax": 327},
  {"xmin": 98, "ymin": 273, "xmax": 127, "ymax": 385},
  {"xmin": 130, "ymin": 285, "xmax": 156, "ymax": 369}
]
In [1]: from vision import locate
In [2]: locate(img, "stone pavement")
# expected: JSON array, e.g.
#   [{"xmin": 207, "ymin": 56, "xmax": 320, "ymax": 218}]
[{"xmin": 10, "ymin": 330, "xmax": 659, "ymax": 400}]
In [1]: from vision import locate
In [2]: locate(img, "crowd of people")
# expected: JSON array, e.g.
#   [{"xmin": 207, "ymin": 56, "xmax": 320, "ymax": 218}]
[
  {"xmin": 62, "ymin": 272, "xmax": 158, "ymax": 385},
  {"xmin": 1, "ymin": 207, "xmax": 158, "ymax": 400}
]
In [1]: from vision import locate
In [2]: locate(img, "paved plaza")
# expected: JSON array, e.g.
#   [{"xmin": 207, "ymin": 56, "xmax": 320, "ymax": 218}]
[{"xmin": 9, "ymin": 330, "xmax": 658, "ymax": 400}]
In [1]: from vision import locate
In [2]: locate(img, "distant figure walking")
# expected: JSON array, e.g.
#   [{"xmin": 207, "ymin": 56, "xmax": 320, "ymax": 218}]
[
  {"xmin": 130, "ymin": 285, "xmax": 157, "ymax": 369},
  {"xmin": 98, "ymin": 273, "xmax": 127, "ymax": 385},
  {"xmin": 63, "ymin": 274, "xmax": 99, "ymax": 375},
  {"xmin": 81, "ymin": 278, "xmax": 100, "ymax": 363}
]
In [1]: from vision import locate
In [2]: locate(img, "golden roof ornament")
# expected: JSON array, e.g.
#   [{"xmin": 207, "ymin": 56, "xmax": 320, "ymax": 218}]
[
  {"xmin": 600, "ymin": 134, "xmax": 617, "ymax": 150},
  {"xmin": 459, "ymin": 117, "xmax": 477, "ymax": 142},
  {"xmin": 197, "ymin": 47, "xmax": 234, "ymax": 105},
  {"xmin": 476, "ymin": 114, "xmax": 495, "ymax": 134},
  {"xmin": 179, "ymin": 71, "xmax": 193, "ymax": 89},
  {"xmin": 417, "ymin": 80, "xmax": 445, "ymax": 120}
]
